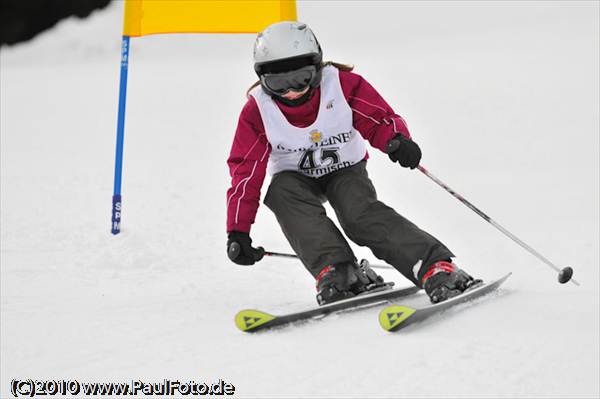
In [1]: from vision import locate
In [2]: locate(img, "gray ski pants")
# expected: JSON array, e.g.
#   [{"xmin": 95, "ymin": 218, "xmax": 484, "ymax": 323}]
[{"xmin": 264, "ymin": 161, "xmax": 454, "ymax": 286}]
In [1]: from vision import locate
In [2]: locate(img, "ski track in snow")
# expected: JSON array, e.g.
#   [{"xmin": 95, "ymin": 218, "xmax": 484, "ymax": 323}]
[{"xmin": 1, "ymin": 1, "xmax": 599, "ymax": 398}]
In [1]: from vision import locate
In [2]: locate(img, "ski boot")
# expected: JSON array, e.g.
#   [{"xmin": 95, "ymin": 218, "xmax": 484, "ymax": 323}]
[
  {"xmin": 315, "ymin": 260, "xmax": 389, "ymax": 305},
  {"xmin": 421, "ymin": 260, "xmax": 482, "ymax": 304}
]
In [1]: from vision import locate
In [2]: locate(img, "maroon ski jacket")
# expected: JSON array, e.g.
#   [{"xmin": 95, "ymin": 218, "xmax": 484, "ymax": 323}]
[{"xmin": 226, "ymin": 69, "xmax": 411, "ymax": 233}]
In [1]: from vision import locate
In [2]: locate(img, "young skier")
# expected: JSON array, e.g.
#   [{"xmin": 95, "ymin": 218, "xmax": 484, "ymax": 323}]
[{"xmin": 226, "ymin": 21, "xmax": 480, "ymax": 305}]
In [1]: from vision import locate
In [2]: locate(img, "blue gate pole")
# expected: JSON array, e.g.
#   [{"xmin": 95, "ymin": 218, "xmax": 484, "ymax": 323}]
[{"xmin": 111, "ymin": 35, "xmax": 131, "ymax": 234}]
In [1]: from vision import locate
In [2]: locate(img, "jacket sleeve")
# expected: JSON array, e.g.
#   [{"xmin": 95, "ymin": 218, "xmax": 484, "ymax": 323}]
[
  {"xmin": 339, "ymin": 70, "xmax": 411, "ymax": 153},
  {"xmin": 226, "ymin": 96, "xmax": 271, "ymax": 233}
]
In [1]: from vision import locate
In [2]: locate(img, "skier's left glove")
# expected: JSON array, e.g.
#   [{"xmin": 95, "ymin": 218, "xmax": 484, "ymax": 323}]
[
  {"xmin": 227, "ymin": 231, "xmax": 265, "ymax": 266},
  {"xmin": 386, "ymin": 134, "xmax": 422, "ymax": 169}
]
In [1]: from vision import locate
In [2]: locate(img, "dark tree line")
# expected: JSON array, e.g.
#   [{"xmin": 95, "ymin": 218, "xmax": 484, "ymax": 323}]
[{"xmin": 1, "ymin": 0, "xmax": 112, "ymax": 46}]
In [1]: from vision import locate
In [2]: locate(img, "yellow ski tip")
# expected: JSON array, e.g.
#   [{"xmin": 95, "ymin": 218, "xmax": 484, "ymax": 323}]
[
  {"xmin": 379, "ymin": 305, "xmax": 416, "ymax": 331},
  {"xmin": 235, "ymin": 309, "xmax": 276, "ymax": 332}
]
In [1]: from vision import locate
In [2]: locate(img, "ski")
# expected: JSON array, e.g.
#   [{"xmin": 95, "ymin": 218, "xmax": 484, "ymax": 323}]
[
  {"xmin": 235, "ymin": 285, "xmax": 420, "ymax": 333},
  {"xmin": 379, "ymin": 272, "xmax": 512, "ymax": 332}
]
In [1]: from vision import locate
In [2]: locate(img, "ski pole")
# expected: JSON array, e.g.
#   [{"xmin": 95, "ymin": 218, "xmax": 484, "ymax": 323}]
[
  {"xmin": 415, "ymin": 164, "xmax": 578, "ymax": 286},
  {"xmin": 228, "ymin": 243, "xmax": 393, "ymax": 269},
  {"xmin": 263, "ymin": 250, "xmax": 297, "ymax": 259},
  {"xmin": 265, "ymin": 250, "xmax": 394, "ymax": 269},
  {"xmin": 264, "ymin": 250, "xmax": 394, "ymax": 269}
]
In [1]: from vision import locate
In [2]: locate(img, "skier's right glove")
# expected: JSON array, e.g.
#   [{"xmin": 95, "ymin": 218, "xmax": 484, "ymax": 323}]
[
  {"xmin": 386, "ymin": 134, "xmax": 422, "ymax": 169},
  {"xmin": 227, "ymin": 231, "xmax": 265, "ymax": 266}
]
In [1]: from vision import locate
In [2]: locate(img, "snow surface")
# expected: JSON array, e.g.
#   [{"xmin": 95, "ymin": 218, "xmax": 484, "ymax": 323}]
[{"xmin": 1, "ymin": 1, "xmax": 599, "ymax": 398}]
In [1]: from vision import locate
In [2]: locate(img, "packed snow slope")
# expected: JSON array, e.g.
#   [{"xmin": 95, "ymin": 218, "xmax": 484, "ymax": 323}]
[{"xmin": 1, "ymin": 1, "xmax": 599, "ymax": 398}]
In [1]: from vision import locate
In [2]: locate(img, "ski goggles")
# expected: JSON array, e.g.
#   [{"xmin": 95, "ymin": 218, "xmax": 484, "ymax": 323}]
[{"xmin": 260, "ymin": 65, "xmax": 317, "ymax": 95}]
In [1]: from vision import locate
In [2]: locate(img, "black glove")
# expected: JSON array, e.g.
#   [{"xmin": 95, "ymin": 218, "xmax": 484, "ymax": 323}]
[
  {"xmin": 386, "ymin": 134, "xmax": 422, "ymax": 169},
  {"xmin": 227, "ymin": 231, "xmax": 265, "ymax": 265}
]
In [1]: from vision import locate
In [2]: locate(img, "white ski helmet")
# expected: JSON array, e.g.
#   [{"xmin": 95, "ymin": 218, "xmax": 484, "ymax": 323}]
[{"xmin": 253, "ymin": 21, "xmax": 323, "ymax": 103}]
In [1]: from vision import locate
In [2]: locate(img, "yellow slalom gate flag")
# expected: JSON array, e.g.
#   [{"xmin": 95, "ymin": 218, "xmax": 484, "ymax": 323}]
[{"xmin": 123, "ymin": 0, "xmax": 297, "ymax": 36}]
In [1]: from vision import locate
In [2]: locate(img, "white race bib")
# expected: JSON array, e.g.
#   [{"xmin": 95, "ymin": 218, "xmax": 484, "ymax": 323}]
[{"xmin": 251, "ymin": 65, "xmax": 367, "ymax": 177}]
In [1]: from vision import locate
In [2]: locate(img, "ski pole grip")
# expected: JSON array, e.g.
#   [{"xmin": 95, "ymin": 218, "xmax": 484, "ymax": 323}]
[
  {"xmin": 254, "ymin": 246, "xmax": 265, "ymax": 262},
  {"xmin": 228, "ymin": 242, "xmax": 241, "ymax": 261},
  {"xmin": 227, "ymin": 242, "xmax": 265, "ymax": 263}
]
